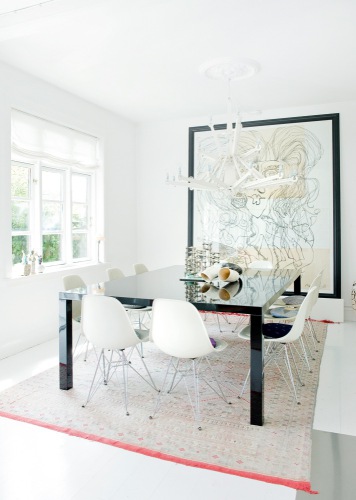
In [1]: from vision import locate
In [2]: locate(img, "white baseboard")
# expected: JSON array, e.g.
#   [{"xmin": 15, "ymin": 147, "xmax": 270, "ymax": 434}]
[
  {"xmin": 344, "ymin": 306, "xmax": 356, "ymax": 322},
  {"xmin": 311, "ymin": 298, "xmax": 345, "ymax": 323}
]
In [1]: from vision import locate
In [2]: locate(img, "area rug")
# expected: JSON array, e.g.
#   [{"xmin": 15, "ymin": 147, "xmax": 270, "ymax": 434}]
[{"xmin": 0, "ymin": 317, "xmax": 327, "ymax": 494}]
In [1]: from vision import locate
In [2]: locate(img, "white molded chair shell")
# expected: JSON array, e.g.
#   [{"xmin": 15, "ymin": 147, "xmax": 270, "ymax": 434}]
[
  {"xmin": 238, "ymin": 286, "xmax": 318, "ymax": 404},
  {"xmin": 268, "ymin": 286, "xmax": 318, "ymax": 343},
  {"xmin": 82, "ymin": 295, "xmax": 144, "ymax": 350},
  {"xmin": 308, "ymin": 272, "xmax": 322, "ymax": 313},
  {"xmin": 81, "ymin": 295, "xmax": 155, "ymax": 413},
  {"xmin": 150, "ymin": 298, "xmax": 229, "ymax": 429},
  {"xmin": 151, "ymin": 298, "xmax": 222, "ymax": 359},
  {"xmin": 63, "ymin": 274, "xmax": 86, "ymax": 290},
  {"xmin": 107, "ymin": 267, "xmax": 125, "ymax": 281},
  {"xmin": 248, "ymin": 260, "xmax": 273, "ymax": 269},
  {"xmin": 133, "ymin": 263, "xmax": 149, "ymax": 275},
  {"xmin": 239, "ymin": 286, "xmax": 318, "ymax": 345}
]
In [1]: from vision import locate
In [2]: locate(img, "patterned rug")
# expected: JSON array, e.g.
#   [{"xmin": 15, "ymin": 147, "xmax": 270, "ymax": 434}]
[{"xmin": 0, "ymin": 316, "xmax": 327, "ymax": 493}]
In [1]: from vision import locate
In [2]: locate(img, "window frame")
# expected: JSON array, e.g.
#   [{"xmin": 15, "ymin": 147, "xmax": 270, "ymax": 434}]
[{"xmin": 11, "ymin": 158, "xmax": 95, "ymax": 271}]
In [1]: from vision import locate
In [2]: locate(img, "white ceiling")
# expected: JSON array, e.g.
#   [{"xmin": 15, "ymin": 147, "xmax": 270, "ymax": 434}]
[{"xmin": 0, "ymin": 0, "xmax": 355, "ymax": 123}]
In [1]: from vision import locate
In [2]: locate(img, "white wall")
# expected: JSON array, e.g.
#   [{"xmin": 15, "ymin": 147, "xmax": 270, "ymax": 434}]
[
  {"xmin": 136, "ymin": 102, "xmax": 356, "ymax": 322},
  {"xmin": 0, "ymin": 62, "xmax": 137, "ymax": 359}
]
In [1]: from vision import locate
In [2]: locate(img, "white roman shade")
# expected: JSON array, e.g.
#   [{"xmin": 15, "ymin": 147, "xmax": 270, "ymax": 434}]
[{"xmin": 11, "ymin": 109, "xmax": 99, "ymax": 169}]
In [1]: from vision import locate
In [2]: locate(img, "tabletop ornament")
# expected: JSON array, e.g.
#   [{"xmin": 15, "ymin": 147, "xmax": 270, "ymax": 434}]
[
  {"xmin": 200, "ymin": 279, "xmax": 242, "ymax": 301},
  {"xmin": 20, "ymin": 250, "xmax": 44, "ymax": 276},
  {"xmin": 201, "ymin": 262, "xmax": 243, "ymax": 283}
]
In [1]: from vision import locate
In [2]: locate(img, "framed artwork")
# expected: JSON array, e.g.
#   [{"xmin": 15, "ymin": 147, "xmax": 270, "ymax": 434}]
[{"xmin": 188, "ymin": 114, "xmax": 340, "ymax": 298}]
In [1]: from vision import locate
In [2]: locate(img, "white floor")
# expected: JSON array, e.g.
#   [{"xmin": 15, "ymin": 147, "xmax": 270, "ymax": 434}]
[{"xmin": 0, "ymin": 321, "xmax": 355, "ymax": 500}]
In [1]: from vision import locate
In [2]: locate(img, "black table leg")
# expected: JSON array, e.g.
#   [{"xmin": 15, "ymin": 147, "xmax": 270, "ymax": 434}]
[
  {"xmin": 294, "ymin": 275, "xmax": 301, "ymax": 294},
  {"xmin": 250, "ymin": 312, "xmax": 264, "ymax": 426},
  {"xmin": 59, "ymin": 298, "xmax": 73, "ymax": 390}
]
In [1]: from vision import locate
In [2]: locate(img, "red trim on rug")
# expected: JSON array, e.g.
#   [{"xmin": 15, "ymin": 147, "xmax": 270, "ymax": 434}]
[
  {"xmin": 0, "ymin": 410, "xmax": 318, "ymax": 494},
  {"xmin": 200, "ymin": 311, "xmax": 249, "ymax": 317}
]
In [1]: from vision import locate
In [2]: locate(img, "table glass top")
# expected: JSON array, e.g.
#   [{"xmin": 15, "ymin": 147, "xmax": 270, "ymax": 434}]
[{"xmin": 60, "ymin": 265, "xmax": 300, "ymax": 314}]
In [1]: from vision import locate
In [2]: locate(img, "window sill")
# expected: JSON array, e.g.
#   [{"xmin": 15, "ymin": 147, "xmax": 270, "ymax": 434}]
[{"xmin": 6, "ymin": 261, "xmax": 108, "ymax": 284}]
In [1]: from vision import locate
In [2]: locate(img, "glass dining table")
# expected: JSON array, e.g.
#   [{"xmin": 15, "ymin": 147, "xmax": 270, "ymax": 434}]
[{"xmin": 59, "ymin": 265, "xmax": 301, "ymax": 426}]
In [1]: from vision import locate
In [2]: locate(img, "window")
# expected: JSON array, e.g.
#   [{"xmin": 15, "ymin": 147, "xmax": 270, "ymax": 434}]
[
  {"xmin": 11, "ymin": 110, "xmax": 99, "ymax": 271},
  {"xmin": 11, "ymin": 162, "xmax": 32, "ymax": 264},
  {"xmin": 11, "ymin": 162, "xmax": 93, "ymax": 267}
]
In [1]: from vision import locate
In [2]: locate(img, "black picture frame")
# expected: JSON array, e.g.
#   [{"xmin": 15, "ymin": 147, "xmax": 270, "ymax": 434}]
[{"xmin": 188, "ymin": 113, "xmax": 341, "ymax": 298}]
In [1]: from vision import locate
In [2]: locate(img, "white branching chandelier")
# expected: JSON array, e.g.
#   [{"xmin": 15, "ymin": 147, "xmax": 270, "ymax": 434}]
[{"xmin": 167, "ymin": 58, "xmax": 297, "ymax": 196}]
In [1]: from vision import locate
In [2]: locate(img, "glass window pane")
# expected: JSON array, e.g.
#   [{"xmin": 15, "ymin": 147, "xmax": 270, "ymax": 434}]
[
  {"xmin": 12, "ymin": 201, "xmax": 30, "ymax": 230},
  {"xmin": 11, "ymin": 165, "xmax": 30, "ymax": 198},
  {"xmin": 42, "ymin": 234, "xmax": 61, "ymax": 262},
  {"xmin": 42, "ymin": 201, "xmax": 62, "ymax": 230},
  {"xmin": 42, "ymin": 170, "xmax": 62, "ymax": 201},
  {"xmin": 12, "ymin": 235, "xmax": 29, "ymax": 264},
  {"xmin": 72, "ymin": 233, "xmax": 88, "ymax": 259},
  {"xmin": 72, "ymin": 174, "xmax": 88, "ymax": 203},
  {"xmin": 72, "ymin": 203, "xmax": 88, "ymax": 229}
]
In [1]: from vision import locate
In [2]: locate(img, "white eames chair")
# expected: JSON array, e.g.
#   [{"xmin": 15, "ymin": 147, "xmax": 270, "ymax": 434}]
[
  {"xmin": 238, "ymin": 286, "xmax": 318, "ymax": 404},
  {"xmin": 81, "ymin": 295, "xmax": 157, "ymax": 415},
  {"xmin": 149, "ymin": 298, "xmax": 230, "ymax": 430},
  {"xmin": 62, "ymin": 274, "xmax": 89, "ymax": 361},
  {"xmin": 266, "ymin": 271, "xmax": 323, "ymax": 357},
  {"xmin": 133, "ymin": 263, "xmax": 149, "ymax": 275},
  {"xmin": 106, "ymin": 267, "xmax": 125, "ymax": 280},
  {"xmin": 106, "ymin": 267, "xmax": 152, "ymax": 332}
]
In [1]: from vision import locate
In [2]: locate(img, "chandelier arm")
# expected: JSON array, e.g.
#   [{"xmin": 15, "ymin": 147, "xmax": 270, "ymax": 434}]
[
  {"xmin": 232, "ymin": 116, "xmax": 242, "ymax": 155},
  {"xmin": 232, "ymin": 171, "xmax": 252, "ymax": 189},
  {"xmin": 231, "ymin": 155, "xmax": 243, "ymax": 178},
  {"xmin": 173, "ymin": 174, "xmax": 226, "ymax": 190},
  {"xmin": 236, "ymin": 157, "xmax": 263, "ymax": 180},
  {"xmin": 221, "ymin": 155, "xmax": 233, "ymax": 184},
  {"xmin": 240, "ymin": 146, "xmax": 261, "ymax": 158},
  {"xmin": 243, "ymin": 175, "xmax": 297, "ymax": 190},
  {"xmin": 201, "ymin": 153, "xmax": 218, "ymax": 163},
  {"xmin": 209, "ymin": 124, "xmax": 223, "ymax": 157}
]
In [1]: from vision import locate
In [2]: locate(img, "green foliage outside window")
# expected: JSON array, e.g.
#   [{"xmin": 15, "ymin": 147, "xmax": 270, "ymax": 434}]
[
  {"xmin": 72, "ymin": 233, "xmax": 87, "ymax": 259},
  {"xmin": 12, "ymin": 235, "xmax": 29, "ymax": 264},
  {"xmin": 42, "ymin": 234, "xmax": 61, "ymax": 262}
]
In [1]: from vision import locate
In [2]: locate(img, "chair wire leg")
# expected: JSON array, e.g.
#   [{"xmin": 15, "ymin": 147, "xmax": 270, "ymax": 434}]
[
  {"xmin": 204, "ymin": 357, "xmax": 230, "ymax": 404},
  {"xmin": 131, "ymin": 346, "xmax": 157, "ymax": 390},
  {"xmin": 168, "ymin": 358, "xmax": 181, "ymax": 392},
  {"xmin": 289, "ymin": 344, "xmax": 304, "ymax": 387},
  {"xmin": 192, "ymin": 359, "xmax": 202, "ymax": 430},
  {"xmin": 149, "ymin": 357, "xmax": 175, "ymax": 420},
  {"xmin": 239, "ymin": 368, "xmax": 250, "ymax": 398},
  {"xmin": 216, "ymin": 313, "xmax": 223, "ymax": 332},
  {"xmin": 82, "ymin": 349, "xmax": 104, "ymax": 407},
  {"xmin": 302, "ymin": 329, "xmax": 316, "ymax": 360},
  {"xmin": 299, "ymin": 338, "xmax": 312, "ymax": 372},
  {"xmin": 120, "ymin": 350, "xmax": 130, "ymax": 416},
  {"xmin": 309, "ymin": 318, "xmax": 320, "ymax": 343},
  {"xmin": 284, "ymin": 346, "xmax": 300, "ymax": 404},
  {"xmin": 307, "ymin": 319, "xmax": 319, "ymax": 348}
]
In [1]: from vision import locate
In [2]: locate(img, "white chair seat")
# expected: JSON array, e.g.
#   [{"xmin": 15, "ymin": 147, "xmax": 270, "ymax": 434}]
[
  {"xmin": 134, "ymin": 329, "xmax": 150, "ymax": 342},
  {"xmin": 213, "ymin": 338, "xmax": 228, "ymax": 352}
]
